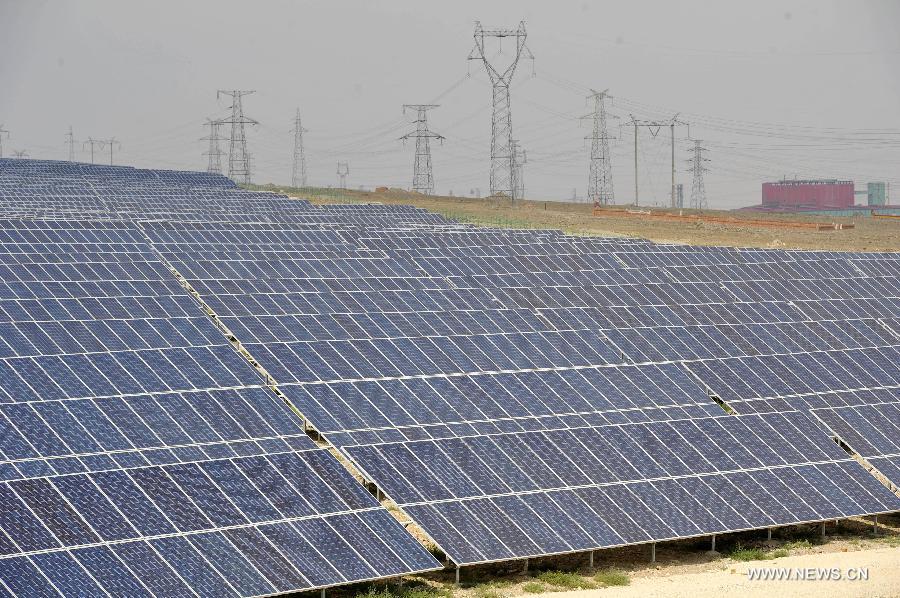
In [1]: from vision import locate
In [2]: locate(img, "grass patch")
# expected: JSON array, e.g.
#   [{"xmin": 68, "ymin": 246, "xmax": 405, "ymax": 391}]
[
  {"xmin": 534, "ymin": 571, "xmax": 596, "ymax": 590},
  {"xmin": 356, "ymin": 583, "xmax": 451, "ymax": 598},
  {"xmin": 781, "ymin": 539, "xmax": 813, "ymax": 551},
  {"xmin": 471, "ymin": 581, "xmax": 512, "ymax": 598},
  {"xmin": 522, "ymin": 582, "xmax": 546, "ymax": 594},
  {"xmin": 769, "ymin": 549, "xmax": 789, "ymax": 559},
  {"xmin": 593, "ymin": 569, "xmax": 630, "ymax": 587},
  {"xmin": 875, "ymin": 535, "xmax": 900, "ymax": 547},
  {"xmin": 729, "ymin": 544, "xmax": 769, "ymax": 562}
]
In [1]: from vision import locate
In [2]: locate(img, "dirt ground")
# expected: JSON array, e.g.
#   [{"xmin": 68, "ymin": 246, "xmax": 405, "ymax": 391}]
[
  {"xmin": 250, "ymin": 184, "xmax": 900, "ymax": 253},
  {"xmin": 539, "ymin": 546, "xmax": 900, "ymax": 598}
]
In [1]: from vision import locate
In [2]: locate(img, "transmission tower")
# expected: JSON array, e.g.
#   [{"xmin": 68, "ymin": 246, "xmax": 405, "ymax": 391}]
[
  {"xmin": 582, "ymin": 89, "xmax": 615, "ymax": 206},
  {"xmin": 400, "ymin": 104, "xmax": 444, "ymax": 195},
  {"xmin": 201, "ymin": 118, "xmax": 225, "ymax": 174},
  {"xmin": 64, "ymin": 126, "xmax": 77, "ymax": 161},
  {"xmin": 511, "ymin": 140, "xmax": 526, "ymax": 199},
  {"xmin": 468, "ymin": 21, "xmax": 534, "ymax": 201},
  {"xmin": 217, "ymin": 90, "xmax": 258, "ymax": 184},
  {"xmin": 687, "ymin": 139, "xmax": 710, "ymax": 209},
  {"xmin": 83, "ymin": 137, "xmax": 103, "ymax": 164},
  {"xmin": 291, "ymin": 108, "xmax": 309, "ymax": 188},
  {"xmin": 12, "ymin": 150, "xmax": 28, "ymax": 159},
  {"xmin": 336, "ymin": 161, "xmax": 350, "ymax": 189},
  {"xmin": 0, "ymin": 125, "xmax": 8, "ymax": 159}
]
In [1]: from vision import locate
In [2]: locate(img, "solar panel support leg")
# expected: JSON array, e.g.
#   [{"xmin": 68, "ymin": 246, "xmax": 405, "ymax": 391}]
[
  {"xmin": 589, "ymin": 550, "xmax": 594, "ymax": 569},
  {"xmin": 711, "ymin": 535, "xmax": 716, "ymax": 552},
  {"xmin": 321, "ymin": 589, "xmax": 325, "ymax": 598},
  {"xmin": 767, "ymin": 528, "xmax": 772, "ymax": 541},
  {"xmin": 523, "ymin": 558, "xmax": 529, "ymax": 573},
  {"xmin": 455, "ymin": 566, "xmax": 460, "ymax": 586},
  {"xmin": 650, "ymin": 542, "xmax": 656, "ymax": 563},
  {"xmin": 820, "ymin": 521, "xmax": 826, "ymax": 539},
  {"xmin": 873, "ymin": 515, "xmax": 878, "ymax": 535}
]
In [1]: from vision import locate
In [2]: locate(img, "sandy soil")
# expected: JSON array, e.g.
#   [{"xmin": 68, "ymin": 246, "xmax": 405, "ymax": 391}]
[
  {"xmin": 538, "ymin": 547, "xmax": 900, "ymax": 598},
  {"xmin": 251, "ymin": 185, "xmax": 900, "ymax": 253}
]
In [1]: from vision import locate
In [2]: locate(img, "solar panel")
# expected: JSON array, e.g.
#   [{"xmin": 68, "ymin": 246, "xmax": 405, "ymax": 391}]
[
  {"xmin": 2, "ymin": 159, "xmax": 899, "ymax": 582},
  {"xmin": 0, "ymin": 219, "xmax": 439, "ymax": 596}
]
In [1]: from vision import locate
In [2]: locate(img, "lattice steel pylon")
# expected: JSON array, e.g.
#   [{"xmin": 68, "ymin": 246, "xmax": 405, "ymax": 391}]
[
  {"xmin": 0, "ymin": 125, "xmax": 9, "ymax": 159},
  {"xmin": 582, "ymin": 89, "xmax": 615, "ymax": 206},
  {"xmin": 400, "ymin": 104, "xmax": 444, "ymax": 195},
  {"xmin": 511, "ymin": 139, "xmax": 526, "ymax": 199},
  {"xmin": 201, "ymin": 118, "xmax": 225, "ymax": 175},
  {"xmin": 687, "ymin": 139, "xmax": 710, "ymax": 209},
  {"xmin": 64, "ymin": 126, "xmax": 77, "ymax": 162},
  {"xmin": 217, "ymin": 90, "xmax": 258, "ymax": 184},
  {"xmin": 468, "ymin": 21, "xmax": 534, "ymax": 202},
  {"xmin": 336, "ymin": 161, "xmax": 350, "ymax": 189},
  {"xmin": 291, "ymin": 108, "xmax": 309, "ymax": 188}
]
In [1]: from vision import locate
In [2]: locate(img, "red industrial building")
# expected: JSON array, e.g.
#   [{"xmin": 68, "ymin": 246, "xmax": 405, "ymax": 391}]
[{"xmin": 761, "ymin": 179, "xmax": 854, "ymax": 210}]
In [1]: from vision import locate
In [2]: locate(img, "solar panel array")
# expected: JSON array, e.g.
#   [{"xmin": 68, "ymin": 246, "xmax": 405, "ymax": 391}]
[
  {"xmin": 0, "ymin": 215, "xmax": 439, "ymax": 596},
  {"xmin": 0, "ymin": 158, "xmax": 898, "ymax": 589},
  {"xmin": 143, "ymin": 218, "xmax": 900, "ymax": 566}
]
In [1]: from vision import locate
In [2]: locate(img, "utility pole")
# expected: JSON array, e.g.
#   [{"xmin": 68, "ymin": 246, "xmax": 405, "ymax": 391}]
[
  {"xmin": 468, "ymin": 21, "xmax": 534, "ymax": 202},
  {"xmin": 581, "ymin": 89, "xmax": 616, "ymax": 207},
  {"xmin": 336, "ymin": 161, "xmax": 350, "ymax": 189},
  {"xmin": 12, "ymin": 150, "xmax": 28, "ymax": 159},
  {"xmin": 687, "ymin": 139, "xmax": 710, "ymax": 209},
  {"xmin": 101, "ymin": 137, "xmax": 120, "ymax": 165},
  {"xmin": 201, "ymin": 118, "xmax": 225, "ymax": 174},
  {"xmin": 217, "ymin": 90, "xmax": 258, "ymax": 184},
  {"xmin": 511, "ymin": 140, "xmax": 526, "ymax": 200},
  {"xmin": 64, "ymin": 126, "xmax": 77, "ymax": 162},
  {"xmin": 83, "ymin": 137, "xmax": 104, "ymax": 164},
  {"xmin": 291, "ymin": 108, "xmax": 309, "ymax": 188},
  {"xmin": 0, "ymin": 125, "xmax": 9, "ymax": 159},
  {"xmin": 668, "ymin": 115, "xmax": 689, "ymax": 207},
  {"xmin": 400, "ymin": 104, "xmax": 444, "ymax": 195},
  {"xmin": 627, "ymin": 114, "xmax": 681, "ymax": 206}
]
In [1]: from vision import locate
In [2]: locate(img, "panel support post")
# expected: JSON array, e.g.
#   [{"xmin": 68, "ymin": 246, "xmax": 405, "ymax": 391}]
[
  {"xmin": 767, "ymin": 528, "xmax": 772, "ymax": 541},
  {"xmin": 321, "ymin": 589, "xmax": 325, "ymax": 598},
  {"xmin": 523, "ymin": 558, "xmax": 529, "ymax": 573},
  {"xmin": 650, "ymin": 542, "xmax": 656, "ymax": 563},
  {"xmin": 874, "ymin": 515, "xmax": 879, "ymax": 535},
  {"xmin": 711, "ymin": 535, "xmax": 716, "ymax": 552},
  {"xmin": 820, "ymin": 521, "xmax": 826, "ymax": 539},
  {"xmin": 589, "ymin": 550, "xmax": 594, "ymax": 569},
  {"xmin": 455, "ymin": 565, "xmax": 460, "ymax": 587}
]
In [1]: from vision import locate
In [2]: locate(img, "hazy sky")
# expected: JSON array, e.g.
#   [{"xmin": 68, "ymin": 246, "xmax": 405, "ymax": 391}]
[{"xmin": 2, "ymin": 0, "xmax": 899, "ymax": 208}]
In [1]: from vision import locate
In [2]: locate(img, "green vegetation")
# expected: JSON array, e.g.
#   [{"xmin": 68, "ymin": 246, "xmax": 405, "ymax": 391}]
[
  {"xmin": 729, "ymin": 544, "xmax": 770, "ymax": 561},
  {"xmin": 534, "ymin": 570, "xmax": 596, "ymax": 590},
  {"xmin": 769, "ymin": 549, "xmax": 789, "ymax": 559},
  {"xmin": 355, "ymin": 582, "xmax": 451, "ymax": 598},
  {"xmin": 521, "ymin": 582, "xmax": 546, "ymax": 593},
  {"xmin": 593, "ymin": 569, "xmax": 630, "ymax": 587},
  {"xmin": 781, "ymin": 539, "xmax": 813, "ymax": 551},
  {"xmin": 875, "ymin": 535, "xmax": 900, "ymax": 547},
  {"xmin": 471, "ymin": 580, "xmax": 512, "ymax": 598}
]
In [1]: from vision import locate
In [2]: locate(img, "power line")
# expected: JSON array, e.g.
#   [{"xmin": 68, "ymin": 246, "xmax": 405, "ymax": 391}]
[
  {"xmin": 201, "ymin": 118, "xmax": 225, "ymax": 175},
  {"xmin": 687, "ymin": 139, "xmax": 710, "ymax": 209},
  {"xmin": 64, "ymin": 126, "xmax": 77, "ymax": 162},
  {"xmin": 581, "ymin": 89, "xmax": 616, "ymax": 206},
  {"xmin": 468, "ymin": 20, "xmax": 534, "ymax": 202},
  {"xmin": 400, "ymin": 104, "xmax": 444, "ymax": 195},
  {"xmin": 291, "ymin": 108, "xmax": 309, "ymax": 188},
  {"xmin": 217, "ymin": 90, "xmax": 258, "ymax": 184},
  {"xmin": 102, "ymin": 138, "xmax": 121, "ymax": 165}
]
